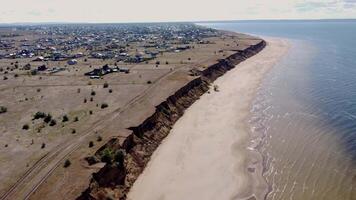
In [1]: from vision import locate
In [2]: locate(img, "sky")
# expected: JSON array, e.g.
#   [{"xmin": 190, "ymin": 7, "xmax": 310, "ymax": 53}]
[{"xmin": 0, "ymin": 0, "xmax": 355, "ymax": 23}]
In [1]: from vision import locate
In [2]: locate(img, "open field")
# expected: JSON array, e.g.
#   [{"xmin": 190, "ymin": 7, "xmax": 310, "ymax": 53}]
[{"xmin": 0, "ymin": 24, "xmax": 262, "ymax": 199}]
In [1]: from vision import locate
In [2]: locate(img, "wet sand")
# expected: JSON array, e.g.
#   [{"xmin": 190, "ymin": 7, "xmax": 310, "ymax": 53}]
[{"xmin": 127, "ymin": 38, "xmax": 290, "ymax": 200}]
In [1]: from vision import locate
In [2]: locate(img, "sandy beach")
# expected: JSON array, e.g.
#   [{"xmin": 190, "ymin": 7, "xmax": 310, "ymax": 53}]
[{"xmin": 127, "ymin": 38, "xmax": 290, "ymax": 200}]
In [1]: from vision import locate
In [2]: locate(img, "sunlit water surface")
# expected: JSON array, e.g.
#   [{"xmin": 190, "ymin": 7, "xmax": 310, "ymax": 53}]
[{"xmin": 201, "ymin": 21, "xmax": 356, "ymax": 200}]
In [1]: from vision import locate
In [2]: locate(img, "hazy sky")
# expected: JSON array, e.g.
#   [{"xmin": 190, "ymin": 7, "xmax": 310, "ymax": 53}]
[{"xmin": 0, "ymin": 0, "xmax": 355, "ymax": 23}]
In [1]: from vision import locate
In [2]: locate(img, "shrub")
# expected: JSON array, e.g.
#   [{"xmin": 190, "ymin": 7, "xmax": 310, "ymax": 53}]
[
  {"xmin": 14, "ymin": 74, "xmax": 18, "ymax": 78},
  {"xmin": 155, "ymin": 61, "xmax": 160, "ymax": 65},
  {"xmin": 72, "ymin": 129, "xmax": 76, "ymax": 134},
  {"xmin": 165, "ymin": 61, "xmax": 169, "ymax": 65},
  {"xmin": 90, "ymin": 97, "xmax": 93, "ymax": 102},
  {"xmin": 109, "ymin": 89, "xmax": 113, "ymax": 93},
  {"xmin": 36, "ymin": 88, "xmax": 41, "ymax": 92},
  {"xmin": 74, "ymin": 117, "xmax": 79, "ymax": 122},
  {"xmin": 49, "ymin": 119, "xmax": 57, "ymax": 126},
  {"xmin": 89, "ymin": 141, "xmax": 94, "ymax": 148},
  {"xmin": 103, "ymin": 82, "xmax": 109, "ymax": 88},
  {"xmin": 33, "ymin": 112, "xmax": 46, "ymax": 120},
  {"xmin": 41, "ymin": 143, "xmax": 46, "ymax": 149},
  {"xmin": 64, "ymin": 159, "xmax": 71, "ymax": 168},
  {"xmin": 147, "ymin": 80, "xmax": 152, "ymax": 84},
  {"xmin": 77, "ymin": 88, "xmax": 81, "ymax": 93},
  {"xmin": 84, "ymin": 98, "xmax": 87, "ymax": 103},
  {"xmin": 214, "ymin": 85, "xmax": 219, "ymax": 92},
  {"xmin": 101, "ymin": 148, "xmax": 114, "ymax": 164},
  {"xmin": 101, "ymin": 103, "xmax": 108, "ymax": 109},
  {"xmin": 89, "ymin": 110, "xmax": 93, "ymax": 115},
  {"xmin": 91, "ymin": 90, "xmax": 96, "ymax": 96},
  {"xmin": 97, "ymin": 136, "xmax": 102, "ymax": 142},
  {"xmin": 114, "ymin": 150, "xmax": 125, "ymax": 167},
  {"xmin": 0, "ymin": 106, "xmax": 7, "ymax": 114},
  {"xmin": 44, "ymin": 114, "xmax": 52, "ymax": 123},
  {"xmin": 62, "ymin": 115, "xmax": 69, "ymax": 122},
  {"xmin": 3, "ymin": 76, "xmax": 8, "ymax": 80},
  {"xmin": 22, "ymin": 124, "xmax": 29, "ymax": 130}
]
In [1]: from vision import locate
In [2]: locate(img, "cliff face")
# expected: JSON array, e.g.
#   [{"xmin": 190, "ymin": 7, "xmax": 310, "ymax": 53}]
[{"xmin": 77, "ymin": 40, "xmax": 266, "ymax": 200}]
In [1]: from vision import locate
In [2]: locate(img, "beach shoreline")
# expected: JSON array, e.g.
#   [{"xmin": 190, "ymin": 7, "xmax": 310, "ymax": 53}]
[{"xmin": 127, "ymin": 37, "xmax": 290, "ymax": 200}]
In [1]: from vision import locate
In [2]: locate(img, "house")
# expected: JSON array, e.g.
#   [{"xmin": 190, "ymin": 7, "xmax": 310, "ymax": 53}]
[
  {"xmin": 67, "ymin": 59, "xmax": 78, "ymax": 65},
  {"xmin": 33, "ymin": 56, "xmax": 44, "ymax": 62},
  {"xmin": 37, "ymin": 65, "xmax": 47, "ymax": 71},
  {"xmin": 119, "ymin": 67, "xmax": 130, "ymax": 73}
]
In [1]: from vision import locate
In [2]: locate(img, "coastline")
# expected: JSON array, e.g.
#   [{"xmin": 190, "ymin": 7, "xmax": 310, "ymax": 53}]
[
  {"xmin": 127, "ymin": 38, "xmax": 290, "ymax": 200},
  {"xmin": 77, "ymin": 36, "xmax": 266, "ymax": 199}
]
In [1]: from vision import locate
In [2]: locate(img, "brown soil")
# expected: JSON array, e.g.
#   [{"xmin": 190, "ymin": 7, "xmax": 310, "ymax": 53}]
[{"xmin": 76, "ymin": 40, "xmax": 266, "ymax": 200}]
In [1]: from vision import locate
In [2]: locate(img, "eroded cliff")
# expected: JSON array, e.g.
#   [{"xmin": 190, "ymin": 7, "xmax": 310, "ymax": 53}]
[{"xmin": 77, "ymin": 40, "xmax": 266, "ymax": 200}]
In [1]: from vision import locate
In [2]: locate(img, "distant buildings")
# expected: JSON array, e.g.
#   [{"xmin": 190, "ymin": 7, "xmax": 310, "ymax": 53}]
[
  {"xmin": 67, "ymin": 59, "xmax": 78, "ymax": 65},
  {"xmin": 84, "ymin": 64, "xmax": 129, "ymax": 77}
]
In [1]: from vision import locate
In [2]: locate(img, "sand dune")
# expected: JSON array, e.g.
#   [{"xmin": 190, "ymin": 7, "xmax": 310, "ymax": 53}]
[{"xmin": 127, "ymin": 38, "xmax": 290, "ymax": 200}]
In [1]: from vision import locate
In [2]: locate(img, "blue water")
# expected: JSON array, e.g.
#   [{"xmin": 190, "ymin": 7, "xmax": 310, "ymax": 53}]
[{"xmin": 200, "ymin": 21, "xmax": 356, "ymax": 200}]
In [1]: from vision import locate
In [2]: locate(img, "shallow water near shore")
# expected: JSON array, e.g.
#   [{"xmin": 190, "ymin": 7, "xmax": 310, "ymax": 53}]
[{"xmin": 202, "ymin": 21, "xmax": 356, "ymax": 199}]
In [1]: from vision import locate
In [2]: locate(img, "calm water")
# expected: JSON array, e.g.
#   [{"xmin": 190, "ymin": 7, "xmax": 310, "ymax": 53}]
[{"xmin": 201, "ymin": 21, "xmax": 356, "ymax": 200}]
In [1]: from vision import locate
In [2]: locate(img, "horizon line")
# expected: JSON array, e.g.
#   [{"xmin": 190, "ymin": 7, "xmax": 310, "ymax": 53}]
[{"xmin": 0, "ymin": 18, "xmax": 356, "ymax": 26}]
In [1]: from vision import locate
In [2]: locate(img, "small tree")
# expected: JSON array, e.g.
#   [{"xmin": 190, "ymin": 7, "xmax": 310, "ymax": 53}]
[
  {"xmin": 103, "ymin": 82, "xmax": 109, "ymax": 88},
  {"xmin": 44, "ymin": 114, "xmax": 52, "ymax": 123},
  {"xmin": 22, "ymin": 124, "xmax": 30, "ymax": 130},
  {"xmin": 49, "ymin": 119, "xmax": 57, "ymax": 126},
  {"xmin": 101, "ymin": 103, "xmax": 108, "ymax": 109},
  {"xmin": 89, "ymin": 141, "xmax": 94, "ymax": 148},
  {"xmin": 64, "ymin": 159, "xmax": 71, "ymax": 168},
  {"xmin": 0, "ymin": 106, "xmax": 7, "ymax": 114},
  {"xmin": 62, "ymin": 115, "xmax": 69, "ymax": 122},
  {"xmin": 33, "ymin": 112, "xmax": 46, "ymax": 120}
]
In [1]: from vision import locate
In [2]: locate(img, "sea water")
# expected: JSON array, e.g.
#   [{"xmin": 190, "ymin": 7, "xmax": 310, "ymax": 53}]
[{"xmin": 201, "ymin": 20, "xmax": 356, "ymax": 200}]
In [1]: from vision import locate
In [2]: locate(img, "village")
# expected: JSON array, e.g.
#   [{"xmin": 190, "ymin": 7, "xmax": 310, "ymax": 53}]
[{"xmin": 0, "ymin": 23, "xmax": 217, "ymax": 76}]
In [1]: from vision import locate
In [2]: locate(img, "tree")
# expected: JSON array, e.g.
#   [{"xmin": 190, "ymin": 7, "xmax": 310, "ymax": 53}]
[
  {"xmin": 0, "ymin": 106, "xmax": 7, "ymax": 114},
  {"xmin": 49, "ymin": 119, "xmax": 57, "ymax": 126},
  {"xmin": 64, "ymin": 159, "xmax": 71, "ymax": 168},
  {"xmin": 103, "ymin": 82, "xmax": 109, "ymax": 88},
  {"xmin": 101, "ymin": 103, "xmax": 108, "ymax": 109},
  {"xmin": 33, "ymin": 112, "xmax": 46, "ymax": 120},
  {"xmin": 44, "ymin": 114, "xmax": 52, "ymax": 123},
  {"xmin": 22, "ymin": 124, "xmax": 29, "ymax": 130},
  {"xmin": 89, "ymin": 141, "xmax": 94, "ymax": 148},
  {"xmin": 62, "ymin": 115, "xmax": 69, "ymax": 122}
]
